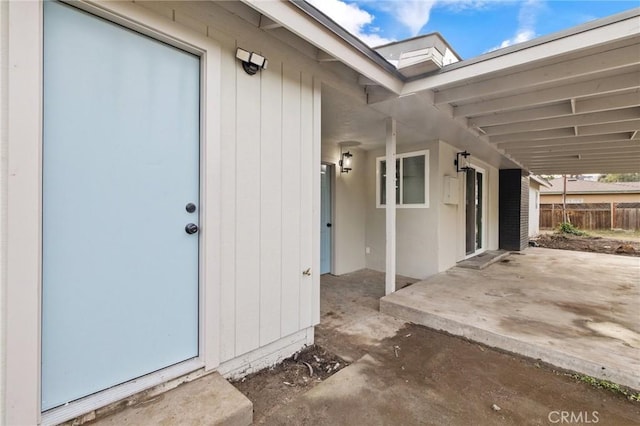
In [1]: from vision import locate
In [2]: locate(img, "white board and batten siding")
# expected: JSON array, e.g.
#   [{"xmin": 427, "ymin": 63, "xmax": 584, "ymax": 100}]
[
  {"xmin": 1, "ymin": 3, "xmax": 324, "ymax": 420},
  {"xmin": 229, "ymin": 55, "xmax": 317, "ymax": 361},
  {"xmin": 132, "ymin": 1, "xmax": 322, "ymax": 365}
]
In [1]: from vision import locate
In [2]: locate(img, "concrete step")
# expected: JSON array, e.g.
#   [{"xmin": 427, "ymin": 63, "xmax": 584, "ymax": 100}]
[
  {"xmin": 91, "ymin": 372, "xmax": 252, "ymax": 426},
  {"xmin": 456, "ymin": 250, "xmax": 510, "ymax": 270}
]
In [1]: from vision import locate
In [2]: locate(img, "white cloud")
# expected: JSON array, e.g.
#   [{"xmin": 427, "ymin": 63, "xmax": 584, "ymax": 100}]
[
  {"xmin": 378, "ymin": 0, "xmax": 500, "ymax": 36},
  {"xmin": 309, "ymin": 0, "xmax": 540, "ymax": 50},
  {"xmin": 436, "ymin": 0, "xmax": 495, "ymax": 12},
  {"xmin": 307, "ymin": 0, "xmax": 394, "ymax": 46},
  {"xmin": 358, "ymin": 32, "xmax": 395, "ymax": 47},
  {"xmin": 489, "ymin": 0, "xmax": 543, "ymax": 51},
  {"xmin": 388, "ymin": 1, "xmax": 438, "ymax": 36}
]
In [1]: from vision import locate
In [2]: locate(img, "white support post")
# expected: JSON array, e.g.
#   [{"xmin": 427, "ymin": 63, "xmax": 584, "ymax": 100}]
[{"xmin": 385, "ymin": 118, "xmax": 396, "ymax": 296}]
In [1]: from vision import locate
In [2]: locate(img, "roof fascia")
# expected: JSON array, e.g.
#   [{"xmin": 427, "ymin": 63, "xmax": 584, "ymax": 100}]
[
  {"xmin": 403, "ymin": 9, "xmax": 640, "ymax": 95},
  {"xmin": 241, "ymin": 0, "xmax": 404, "ymax": 94}
]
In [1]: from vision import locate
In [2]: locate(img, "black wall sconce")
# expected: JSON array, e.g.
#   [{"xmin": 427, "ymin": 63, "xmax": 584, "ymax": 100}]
[
  {"xmin": 455, "ymin": 151, "xmax": 472, "ymax": 173},
  {"xmin": 236, "ymin": 47, "xmax": 268, "ymax": 75},
  {"xmin": 340, "ymin": 151, "xmax": 353, "ymax": 173}
]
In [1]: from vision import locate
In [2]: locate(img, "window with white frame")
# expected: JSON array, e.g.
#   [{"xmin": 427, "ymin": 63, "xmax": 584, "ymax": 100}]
[{"xmin": 377, "ymin": 150, "xmax": 429, "ymax": 208}]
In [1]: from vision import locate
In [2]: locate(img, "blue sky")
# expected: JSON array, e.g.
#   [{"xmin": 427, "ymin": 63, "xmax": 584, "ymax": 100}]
[{"xmin": 307, "ymin": 0, "xmax": 639, "ymax": 59}]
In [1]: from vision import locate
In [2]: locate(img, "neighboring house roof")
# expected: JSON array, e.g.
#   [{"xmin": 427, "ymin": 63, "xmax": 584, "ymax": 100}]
[
  {"xmin": 541, "ymin": 178, "xmax": 640, "ymax": 194},
  {"xmin": 530, "ymin": 175, "xmax": 552, "ymax": 188}
]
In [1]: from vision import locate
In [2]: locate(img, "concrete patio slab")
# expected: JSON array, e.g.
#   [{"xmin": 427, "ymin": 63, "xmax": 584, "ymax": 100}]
[{"xmin": 381, "ymin": 247, "xmax": 640, "ymax": 390}]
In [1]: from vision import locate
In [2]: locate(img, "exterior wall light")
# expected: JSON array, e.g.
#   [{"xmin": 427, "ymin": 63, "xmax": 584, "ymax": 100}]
[
  {"xmin": 340, "ymin": 151, "xmax": 353, "ymax": 173},
  {"xmin": 455, "ymin": 151, "xmax": 472, "ymax": 173},
  {"xmin": 236, "ymin": 47, "xmax": 268, "ymax": 75}
]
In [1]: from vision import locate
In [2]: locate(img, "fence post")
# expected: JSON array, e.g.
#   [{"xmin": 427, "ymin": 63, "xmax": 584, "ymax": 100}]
[{"xmin": 611, "ymin": 202, "xmax": 615, "ymax": 230}]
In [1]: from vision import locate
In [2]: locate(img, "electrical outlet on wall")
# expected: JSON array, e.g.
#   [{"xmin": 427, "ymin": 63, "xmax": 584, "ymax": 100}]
[{"xmin": 365, "ymin": 247, "xmax": 371, "ymax": 254}]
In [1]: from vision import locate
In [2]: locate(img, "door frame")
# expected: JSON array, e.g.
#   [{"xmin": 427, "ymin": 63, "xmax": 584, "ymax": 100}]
[
  {"xmin": 463, "ymin": 163, "xmax": 488, "ymax": 259},
  {"xmin": 320, "ymin": 162, "xmax": 335, "ymax": 275},
  {"xmin": 5, "ymin": 1, "xmax": 222, "ymax": 424}
]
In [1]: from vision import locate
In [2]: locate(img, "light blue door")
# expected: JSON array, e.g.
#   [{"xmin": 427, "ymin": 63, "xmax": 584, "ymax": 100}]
[
  {"xmin": 42, "ymin": 2, "xmax": 200, "ymax": 410},
  {"xmin": 320, "ymin": 165, "xmax": 332, "ymax": 274}
]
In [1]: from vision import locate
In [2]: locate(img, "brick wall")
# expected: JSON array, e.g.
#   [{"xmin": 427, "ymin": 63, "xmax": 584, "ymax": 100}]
[{"xmin": 499, "ymin": 169, "xmax": 529, "ymax": 251}]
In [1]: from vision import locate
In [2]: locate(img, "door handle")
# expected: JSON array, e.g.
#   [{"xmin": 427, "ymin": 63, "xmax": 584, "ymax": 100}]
[
  {"xmin": 185, "ymin": 223, "xmax": 199, "ymax": 235},
  {"xmin": 326, "ymin": 223, "xmax": 332, "ymax": 227}
]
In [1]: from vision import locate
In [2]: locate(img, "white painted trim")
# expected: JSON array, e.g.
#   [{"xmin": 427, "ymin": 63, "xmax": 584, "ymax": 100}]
[
  {"xmin": 198, "ymin": 15, "xmax": 222, "ymax": 373},
  {"xmin": 385, "ymin": 118, "xmax": 396, "ymax": 296},
  {"xmin": 320, "ymin": 158, "xmax": 338, "ymax": 277},
  {"xmin": 41, "ymin": 358, "xmax": 205, "ymax": 426},
  {"xmin": 218, "ymin": 327, "xmax": 314, "ymax": 379},
  {"xmin": 5, "ymin": 1, "xmax": 223, "ymax": 422},
  {"xmin": 312, "ymin": 78, "xmax": 322, "ymax": 315},
  {"xmin": 463, "ymin": 163, "xmax": 489, "ymax": 259},
  {"xmin": 376, "ymin": 150, "xmax": 430, "ymax": 209},
  {"xmin": 6, "ymin": 1, "xmax": 43, "ymax": 424},
  {"xmin": 320, "ymin": 162, "xmax": 335, "ymax": 277}
]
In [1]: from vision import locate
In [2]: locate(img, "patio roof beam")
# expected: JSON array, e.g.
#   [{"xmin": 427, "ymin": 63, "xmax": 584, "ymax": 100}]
[
  {"xmin": 523, "ymin": 159, "xmax": 640, "ymax": 170},
  {"xmin": 482, "ymin": 108, "xmax": 640, "ymax": 136},
  {"xmin": 496, "ymin": 133, "xmax": 632, "ymax": 149},
  {"xmin": 453, "ymin": 71, "xmax": 640, "ymax": 118},
  {"xmin": 469, "ymin": 103, "xmax": 573, "ymax": 127},
  {"xmin": 527, "ymin": 165, "xmax": 640, "ymax": 175},
  {"xmin": 434, "ymin": 43, "xmax": 640, "ymax": 105},
  {"xmin": 490, "ymin": 128, "xmax": 576, "ymax": 144},
  {"xmin": 258, "ymin": 14, "xmax": 282, "ymax": 30},
  {"xmin": 532, "ymin": 166, "xmax": 640, "ymax": 174},
  {"xmin": 575, "ymin": 90, "xmax": 640, "ymax": 114},
  {"xmin": 576, "ymin": 119, "xmax": 640, "ymax": 136},
  {"xmin": 471, "ymin": 91, "xmax": 640, "ymax": 128},
  {"xmin": 489, "ymin": 119, "xmax": 640, "ymax": 144},
  {"xmin": 503, "ymin": 141, "xmax": 640, "ymax": 155},
  {"xmin": 514, "ymin": 147, "xmax": 640, "ymax": 160},
  {"xmin": 523, "ymin": 152, "xmax": 640, "ymax": 161}
]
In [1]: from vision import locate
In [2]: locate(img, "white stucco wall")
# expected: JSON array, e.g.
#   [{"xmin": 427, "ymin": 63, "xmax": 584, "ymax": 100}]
[
  {"xmin": 437, "ymin": 141, "xmax": 462, "ymax": 271},
  {"xmin": 363, "ymin": 140, "xmax": 499, "ymax": 280},
  {"xmin": 321, "ymin": 143, "xmax": 367, "ymax": 275},
  {"xmin": 365, "ymin": 141, "xmax": 441, "ymax": 279}
]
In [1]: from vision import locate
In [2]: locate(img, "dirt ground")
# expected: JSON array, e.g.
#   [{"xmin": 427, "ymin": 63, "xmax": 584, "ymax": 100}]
[
  {"xmin": 233, "ymin": 325, "xmax": 640, "ymax": 425},
  {"xmin": 232, "ymin": 345, "xmax": 348, "ymax": 422},
  {"xmin": 232, "ymin": 268, "xmax": 640, "ymax": 425},
  {"xmin": 533, "ymin": 233, "xmax": 640, "ymax": 256}
]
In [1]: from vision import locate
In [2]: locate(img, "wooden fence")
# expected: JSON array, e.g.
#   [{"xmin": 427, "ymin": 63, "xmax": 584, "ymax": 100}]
[{"xmin": 540, "ymin": 202, "xmax": 640, "ymax": 231}]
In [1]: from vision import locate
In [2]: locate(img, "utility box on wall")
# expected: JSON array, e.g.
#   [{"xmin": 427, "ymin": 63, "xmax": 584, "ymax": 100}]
[
  {"xmin": 442, "ymin": 175, "xmax": 459, "ymax": 205},
  {"xmin": 499, "ymin": 169, "xmax": 529, "ymax": 251}
]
